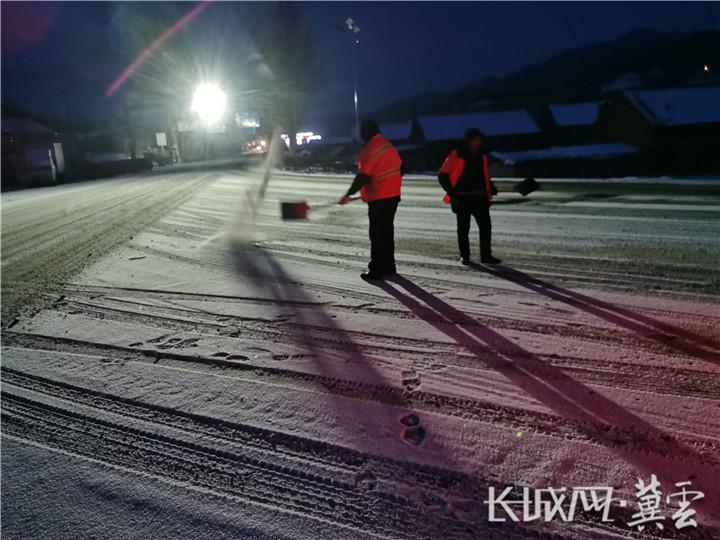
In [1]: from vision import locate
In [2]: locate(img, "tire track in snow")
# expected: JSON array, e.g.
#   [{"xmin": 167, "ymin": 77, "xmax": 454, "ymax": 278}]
[
  {"xmin": 1, "ymin": 172, "xmax": 218, "ymax": 327},
  {"xmin": 1, "ymin": 390, "xmax": 568, "ymax": 540},
  {"xmin": 5, "ymin": 370, "xmax": 719, "ymax": 539},
  {"xmin": 0, "ymin": 367, "xmax": 487, "ymax": 494},
  {"xmin": 46, "ymin": 294, "xmax": 720, "ymax": 402},
  {"xmin": 63, "ymin": 274, "xmax": 708, "ymax": 353},
  {"xmin": 4, "ymin": 336, "xmax": 719, "ymax": 460},
  {"xmin": 8, "ymin": 371, "xmax": 710, "ymax": 539}
]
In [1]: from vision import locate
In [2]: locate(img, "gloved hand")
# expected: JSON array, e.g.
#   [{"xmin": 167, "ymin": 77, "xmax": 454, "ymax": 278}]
[{"xmin": 338, "ymin": 195, "xmax": 352, "ymax": 205}]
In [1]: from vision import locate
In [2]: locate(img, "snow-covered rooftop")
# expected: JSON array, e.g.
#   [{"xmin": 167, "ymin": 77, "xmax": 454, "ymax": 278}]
[
  {"xmin": 493, "ymin": 143, "xmax": 637, "ymax": 164},
  {"xmin": 625, "ymin": 86, "xmax": 720, "ymax": 126},
  {"xmin": 379, "ymin": 121, "xmax": 413, "ymax": 141},
  {"xmin": 549, "ymin": 102, "xmax": 599, "ymax": 126},
  {"xmin": 418, "ymin": 110, "xmax": 539, "ymax": 141}
]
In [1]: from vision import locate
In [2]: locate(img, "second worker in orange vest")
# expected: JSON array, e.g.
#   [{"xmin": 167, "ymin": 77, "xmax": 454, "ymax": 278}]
[
  {"xmin": 438, "ymin": 128, "xmax": 501, "ymax": 265},
  {"xmin": 339, "ymin": 120, "xmax": 403, "ymax": 280}
]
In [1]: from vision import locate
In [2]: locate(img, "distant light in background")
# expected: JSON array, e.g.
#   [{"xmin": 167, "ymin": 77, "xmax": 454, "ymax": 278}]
[
  {"xmin": 280, "ymin": 132, "xmax": 322, "ymax": 148},
  {"xmin": 296, "ymin": 131, "xmax": 322, "ymax": 145},
  {"xmin": 236, "ymin": 112, "xmax": 260, "ymax": 128},
  {"xmin": 191, "ymin": 83, "xmax": 227, "ymax": 125},
  {"xmin": 704, "ymin": 64, "xmax": 710, "ymax": 72},
  {"xmin": 245, "ymin": 138, "xmax": 267, "ymax": 154}
]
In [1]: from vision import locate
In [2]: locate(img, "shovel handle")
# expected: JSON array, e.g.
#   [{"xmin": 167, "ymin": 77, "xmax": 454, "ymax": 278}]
[{"xmin": 309, "ymin": 197, "xmax": 360, "ymax": 211}]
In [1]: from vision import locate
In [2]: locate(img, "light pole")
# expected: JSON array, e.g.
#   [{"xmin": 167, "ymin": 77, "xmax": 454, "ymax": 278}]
[{"xmin": 344, "ymin": 18, "xmax": 361, "ymax": 143}]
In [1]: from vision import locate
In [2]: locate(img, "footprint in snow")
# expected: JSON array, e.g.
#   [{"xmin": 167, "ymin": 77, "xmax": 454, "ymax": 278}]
[
  {"xmin": 398, "ymin": 412, "xmax": 426, "ymax": 447},
  {"xmin": 353, "ymin": 469, "xmax": 378, "ymax": 491},
  {"xmin": 211, "ymin": 352, "xmax": 249, "ymax": 361},
  {"xmin": 401, "ymin": 369, "xmax": 421, "ymax": 392},
  {"xmin": 147, "ymin": 335, "xmax": 199, "ymax": 350}
]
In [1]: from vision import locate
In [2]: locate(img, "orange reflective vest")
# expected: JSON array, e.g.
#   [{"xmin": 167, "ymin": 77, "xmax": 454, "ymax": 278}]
[
  {"xmin": 357, "ymin": 134, "xmax": 403, "ymax": 202},
  {"xmin": 438, "ymin": 150, "xmax": 492, "ymax": 203}
]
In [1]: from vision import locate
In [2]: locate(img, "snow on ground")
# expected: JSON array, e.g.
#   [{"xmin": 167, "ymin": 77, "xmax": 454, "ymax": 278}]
[{"xmin": 2, "ymin": 169, "xmax": 720, "ymax": 539}]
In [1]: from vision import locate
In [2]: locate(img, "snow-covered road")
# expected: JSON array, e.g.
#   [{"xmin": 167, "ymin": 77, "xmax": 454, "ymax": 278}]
[{"xmin": 2, "ymin": 169, "xmax": 719, "ymax": 539}]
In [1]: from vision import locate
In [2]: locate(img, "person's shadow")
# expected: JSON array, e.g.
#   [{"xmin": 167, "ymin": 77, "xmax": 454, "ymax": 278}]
[
  {"xmin": 373, "ymin": 275, "xmax": 720, "ymax": 521},
  {"xmin": 228, "ymin": 244, "xmax": 479, "ymax": 481},
  {"xmin": 470, "ymin": 263, "xmax": 720, "ymax": 363}
]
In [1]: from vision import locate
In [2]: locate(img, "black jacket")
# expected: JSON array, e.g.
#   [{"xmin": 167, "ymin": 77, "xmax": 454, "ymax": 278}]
[{"xmin": 453, "ymin": 149, "xmax": 489, "ymax": 195}]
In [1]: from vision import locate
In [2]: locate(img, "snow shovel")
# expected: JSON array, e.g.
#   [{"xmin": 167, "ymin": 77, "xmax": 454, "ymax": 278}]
[
  {"xmin": 280, "ymin": 197, "xmax": 360, "ymax": 220},
  {"xmin": 514, "ymin": 177, "xmax": 540, "ymax": 196},
  {"xmin": 443, "ymin": 177, "xmax": 540, "ymax": 204}
]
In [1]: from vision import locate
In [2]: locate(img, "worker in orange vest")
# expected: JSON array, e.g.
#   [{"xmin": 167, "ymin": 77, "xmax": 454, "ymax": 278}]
[
  {"xmin": 438, "ymin": 128, "xmax": 501, "ymax": 265},
  {"xmin": 340, "ymin": 120, "xmax": 403, "ymax": 280}
]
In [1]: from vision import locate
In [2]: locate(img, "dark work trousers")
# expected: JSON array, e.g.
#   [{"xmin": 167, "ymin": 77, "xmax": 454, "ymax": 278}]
[
  {"xmin": 367, "ymin": 196, "xmax": 400, "ymax": 274},
  {"xmin": 452, "ymin": 195, "xmax": 492, "ymax": 259}
]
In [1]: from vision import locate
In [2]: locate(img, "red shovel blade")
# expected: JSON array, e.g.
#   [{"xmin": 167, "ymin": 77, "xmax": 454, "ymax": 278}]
[{"xmin": 280, "ymin": 201, "xmax": 310, "ymax": 220}]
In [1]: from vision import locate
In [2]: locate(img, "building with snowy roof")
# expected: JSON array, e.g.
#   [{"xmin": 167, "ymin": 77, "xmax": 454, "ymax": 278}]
[
  {"xmin": 549, "ymin": 102, "xmax": 600, "ymax": 127},
  {"xmin": 376, "ymin": 121, "xmax": 426, "ymax": 172},
  {"xmin": 545, "ymin": 102, "xmax": 602, "ymax": 146},
  {"xmin": 378, "ymin": 121, "xmax": 415, "ymax": 144},
  {"xmin": 417, "ymin": 110, "xmax": 540, "ymax": 141},
  {"xmin": 415, "ymin": 110, "xmax": 545, "ymax": 170},
  {"xmin": 493, "ymin": 143, "xmax": 641, "ymax": 178},
  {"xmin": 494, "ymin": 143, "xmax": 636, "ymax": 163},
  {"xmin": 599, "ymin": 85, "xmax": 720, "ymax": 174},
  {"xmin": 624, "ymin": 86, "xmax": 720, "ymax": 127}
]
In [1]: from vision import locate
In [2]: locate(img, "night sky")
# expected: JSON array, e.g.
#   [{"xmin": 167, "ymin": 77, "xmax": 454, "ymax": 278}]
[{"xmin": 2, "ymin": 1, "xmax": 718, "ymax": 127}]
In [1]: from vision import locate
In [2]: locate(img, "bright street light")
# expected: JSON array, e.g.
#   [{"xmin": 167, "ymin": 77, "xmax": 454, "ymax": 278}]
[{"xmin": 191, "ymin": 83, "xmax": 227, "ymax": 125}]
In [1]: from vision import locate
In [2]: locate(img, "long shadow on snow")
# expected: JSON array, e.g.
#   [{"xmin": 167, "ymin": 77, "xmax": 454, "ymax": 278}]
[
  {"xmin": 228, "ymin": 243, "xmax": 476, "ymax": 487},
  {"xmin": 372, "ymin": 275, "xmax": 720, "ymax": 521},
  {"xmin": 472, "ymin": 263, "xmax": 720, "ymax": 364}
]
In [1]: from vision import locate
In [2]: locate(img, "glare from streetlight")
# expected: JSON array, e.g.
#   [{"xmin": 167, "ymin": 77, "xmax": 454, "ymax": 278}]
[{"xmin": 191, "ymin": 83, "xmax": 227, "ymax": 125}]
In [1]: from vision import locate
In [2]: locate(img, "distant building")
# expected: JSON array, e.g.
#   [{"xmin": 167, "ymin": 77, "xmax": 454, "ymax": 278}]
[
  {"xmin": 494, "ymin": 143, "xmax": 640, "ymax": 178},
  {"xmin": 546, "ymin": 102, "xmax": 601, "ymax": 146},
  {"xmin": 599, "ymin": 85, "xmax": 720, "ymax": 175},
  {"xmin": 362, "ymin": 86, "xmax": 720, "ymax": 176},
  {"xmin": 415, "ymin": 110, "xmax": 544, "ymax": 170},
  {"xmin": 379, "ymin": 121, "xmax": 425, "ymax": 172},
  {"xmin": 378, "ymin": 121, "xmax": 414, "ymax": 145},
  {"xmin": 1, "ymin": 117, "xmax": 65, "ymax": 187}
]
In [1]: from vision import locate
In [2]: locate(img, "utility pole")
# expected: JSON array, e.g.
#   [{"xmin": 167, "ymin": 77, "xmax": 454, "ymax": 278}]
[{"xmin": 345, "ymin": 18, "xmax": 361, "ymax": 143}]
